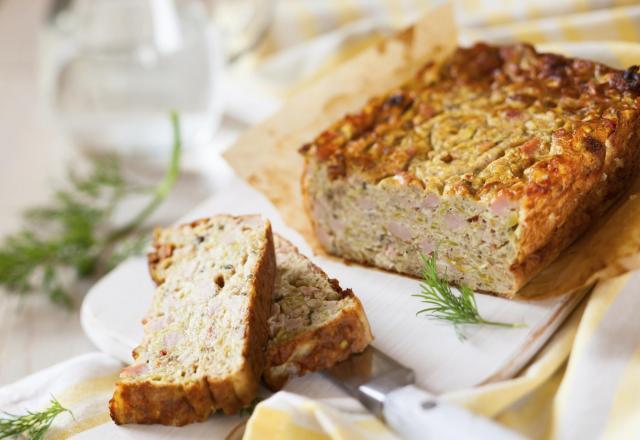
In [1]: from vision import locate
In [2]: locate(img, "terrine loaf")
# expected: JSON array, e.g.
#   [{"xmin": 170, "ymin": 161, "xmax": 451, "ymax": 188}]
[
  {"xmin": 300, "ymin": 43, "xmax": 640, "ymax": 296},
  {"xmin": 265, "ymin": 235, "xmax": 372, "ymax": 389},
  {"xmin": 109, "ymin": 215, "xmax": 276, "ymax": 426}
]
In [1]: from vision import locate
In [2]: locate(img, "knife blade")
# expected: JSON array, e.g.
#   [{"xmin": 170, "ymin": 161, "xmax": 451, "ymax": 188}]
[{"xmin": 323, "ymin": 346, "xmax": 523, "ymax": 440}]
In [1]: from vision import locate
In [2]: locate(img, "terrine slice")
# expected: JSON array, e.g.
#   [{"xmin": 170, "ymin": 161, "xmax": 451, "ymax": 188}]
[
  {"xmin": 264, "ymin": 235, "xmax": 372, "ymax": 389},
  {"xmin": 109, "ymin": 215, "xmax": 276, "ymax": 426}
]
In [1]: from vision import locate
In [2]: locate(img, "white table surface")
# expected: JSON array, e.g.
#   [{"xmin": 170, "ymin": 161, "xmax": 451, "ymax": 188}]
[{"xmin": 0, "ymin": 0, "xmax": 240, "ymax": 386}]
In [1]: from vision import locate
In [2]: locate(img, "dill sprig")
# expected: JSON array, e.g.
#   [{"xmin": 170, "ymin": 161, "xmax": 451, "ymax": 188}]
[
  {"xmin": 0, "ymin": 112, "xmax": 182, "ymax": 307},
  {"xmin": 413, "ymin": 253, "xmax": 525, "ymax": 339},
  {"xmin": 0, "ymin": 396, "xmax": 72, "ymax": 440}
]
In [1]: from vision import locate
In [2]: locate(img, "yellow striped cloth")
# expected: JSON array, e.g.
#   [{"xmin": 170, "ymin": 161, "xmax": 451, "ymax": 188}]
[
  {"xmin": 252, "ymin": 0, "xmax": 640, "ymax": 49},
  {"xmin": 235, "ymin": 0, "xmax": 640, "ymax": 97}
]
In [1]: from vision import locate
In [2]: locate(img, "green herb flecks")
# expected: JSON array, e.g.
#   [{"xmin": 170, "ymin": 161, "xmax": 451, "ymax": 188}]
[
  {"xmin": 0, "ymin": 112, "xmax": 182, "ymax": 307},
  {"xmin": 0, "ymin": 396, "xmax": 72, "ymax": 440},
  {"xmin": 413, "ymin": 253, "xmax": 525, "ymax": 340}
]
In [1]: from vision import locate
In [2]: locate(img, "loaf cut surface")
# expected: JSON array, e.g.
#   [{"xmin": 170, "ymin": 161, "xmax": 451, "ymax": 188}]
[
  {"xmin": 265, "ymin": 235, "xmax": 372, "ymax": 389},
  {"xmin": 109, "ymin": 215, "xmax": 276, "ymax": 426},
  {"xmin": 300, "ymin": 43, "xmax": 640, "ymax": 296}
]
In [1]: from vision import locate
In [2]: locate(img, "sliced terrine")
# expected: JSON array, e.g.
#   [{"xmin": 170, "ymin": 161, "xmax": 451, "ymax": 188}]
[
  {"xmin": 109, "ymin": 215, "xmax": 276, "ymax": 425},
  {"xmin": 265, "ymin": 235, "xmax": 372, "ymax": 389}
]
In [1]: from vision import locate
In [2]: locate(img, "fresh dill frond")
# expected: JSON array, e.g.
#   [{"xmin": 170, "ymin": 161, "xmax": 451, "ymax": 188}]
[
  {"xmin": 413, "ymin": 253, "xmax": 525, "ymax": 339},
  {"xmin": 0, "ymin": 112, "xmax": 182, "ymax": 307},
  {"xmin": 0, "ymin": 396, "xmax": 72, "ymax": 440}
]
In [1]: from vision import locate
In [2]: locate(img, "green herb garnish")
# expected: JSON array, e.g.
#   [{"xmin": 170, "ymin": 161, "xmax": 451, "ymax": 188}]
[
  {"xmin": 0, "ymin": 396, "xmax": 72, "ymax": 440},
  {"xmin": 413, "ymin": 253, "xmax": 525, "ymax": 339},
  {"xmin": 0, "ymin": 112, "xmax": 182, "ymax": 307}
]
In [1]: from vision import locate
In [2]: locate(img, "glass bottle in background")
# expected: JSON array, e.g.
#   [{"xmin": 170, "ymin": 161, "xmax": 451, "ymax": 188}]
[{"xmin": 42, "ymin": 0, "xmax": 224, "ymax": 164}]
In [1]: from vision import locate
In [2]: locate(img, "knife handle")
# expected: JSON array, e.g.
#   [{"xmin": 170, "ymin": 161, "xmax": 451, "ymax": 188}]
[{"xmin": 383, "ymin": 385, "xmax": 523, "ymax": 440}]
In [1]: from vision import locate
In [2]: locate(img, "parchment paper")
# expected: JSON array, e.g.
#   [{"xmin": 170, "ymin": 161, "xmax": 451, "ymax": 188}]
[{"xmin": 224, "ymin": 2, "xmax": 640, "ymax": 299}]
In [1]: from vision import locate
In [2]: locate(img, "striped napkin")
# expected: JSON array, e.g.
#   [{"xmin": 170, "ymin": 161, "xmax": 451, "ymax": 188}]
[{"xmin": 233, "ymin": 0, "xmax": 640, "ymax": 94}]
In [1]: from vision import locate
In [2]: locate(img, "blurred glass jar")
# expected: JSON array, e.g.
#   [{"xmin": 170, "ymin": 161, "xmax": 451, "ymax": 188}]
[{"xmin": 41, "ymin": 0, "xmax": 224, "ymax": 162}]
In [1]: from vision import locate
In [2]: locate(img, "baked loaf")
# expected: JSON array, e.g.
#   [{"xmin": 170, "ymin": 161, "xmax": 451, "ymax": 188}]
[
  {"xmin": 109, "ymin": 215, "xmax": 276, "ymax": 426},
  {"xmin": 300, "ymin": 43, "xmax": 640, "ymax": 296},
  {"xmin": 265, "ymin": 235, "xmax": 372, "ymax": 389}
]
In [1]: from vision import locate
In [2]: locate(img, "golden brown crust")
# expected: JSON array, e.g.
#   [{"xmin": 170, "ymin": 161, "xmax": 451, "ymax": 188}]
[
  {"xmin": 263, "ymin": 292, "xmax": 372, "ymax": 390},
  {"xmin": 239, "ymin": 225, "xmax": 276, "ymax": 402},
  {"xmin": 510, "ymin": 119, "xmax": 640, "ymax": 293},
  {"xmin": 300, "ymin": 43, "xmax": 640, "ymax": 200},
  {"xmin": 109, "ymin": 377, "xmax": 240, "ymax": 426},
  {"xmin": 264, "ymin": 235, "xmax": 372, "ymax": 389},
  {"xmin": 300, "ymin": 43, "xmax": 640, "ymax": 295},
  {"xmin": 110, "ymin": 216, "xmax": 276, "ymax": 425}
]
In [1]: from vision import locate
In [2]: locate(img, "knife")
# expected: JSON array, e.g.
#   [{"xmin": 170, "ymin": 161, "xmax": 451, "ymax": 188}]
[{"xmin": 323, "ymin": 346, "xmax": 523, "ymax": 440}]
